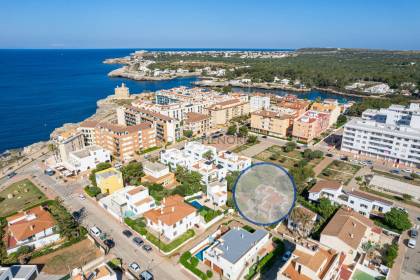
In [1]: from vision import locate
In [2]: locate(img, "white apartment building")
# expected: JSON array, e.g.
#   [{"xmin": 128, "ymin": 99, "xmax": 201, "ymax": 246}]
[
  {"xmin": 207, "ymin": 180, "xmax": 228, "ymax": 206},
  {"xmin": 308, "ymin": 180, "xmax": 393, "ymax": 217},
  {"xmin": 216, "ymin": 151, "xmax": 252, "ymax": 172},
  {"xmin": 190, "ymin": 159, "xmax": 227, "ymax": 186},
  {"xmin": 203, "ymin": 228, "xmax": 270, "ymax": 280},
  {"xmin": 143, "ymin": 195, "xmax": 199, "ymax": 241},
  {"xmin": 342, "ymin": 103, "xmax": 420, "ymax": 168},
  {"xmin": 99, "ymin": 186, "xmax": 156, "ymax": 221},
  {"xmin": 65, "ymin": 145, "xmax": 111, "ymax": 172},
  {"xmin": 160, "ymin": 141, "xmax": 217, "ymax": 169},
  {"xmin": 0, "ymin": 265, "xmax": 38, "ymax": 280},
  {"xmin": 250, "ymin": 94, "xmax": 270, "ymax": 112}
]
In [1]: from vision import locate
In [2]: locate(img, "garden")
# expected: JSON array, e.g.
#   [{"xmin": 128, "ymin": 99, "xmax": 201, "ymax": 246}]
[{"xmin": 0, "ymin": 179, "xmax": 47, "ymax": 217}]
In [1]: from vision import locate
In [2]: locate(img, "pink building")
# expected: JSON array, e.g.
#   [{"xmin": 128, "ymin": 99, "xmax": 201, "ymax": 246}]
[{"xmin": 292, "ymin": 110, "xmax": 330, "ymax": 142}]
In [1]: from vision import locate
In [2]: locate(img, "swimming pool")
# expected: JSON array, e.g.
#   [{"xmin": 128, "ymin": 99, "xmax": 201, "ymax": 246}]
[
  {"xmin": 194, "ymin": 245, "xmax": 210, "ymax": 261},
  {"xmin": 190, "ymin": 200, "xmax": 204, "ymax": 210}
]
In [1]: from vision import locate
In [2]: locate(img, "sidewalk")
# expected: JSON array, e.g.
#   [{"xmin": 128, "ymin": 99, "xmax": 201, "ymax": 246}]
[{"xmin": 313, "ymin": 157, "xmax": 333, "ymax": 176}]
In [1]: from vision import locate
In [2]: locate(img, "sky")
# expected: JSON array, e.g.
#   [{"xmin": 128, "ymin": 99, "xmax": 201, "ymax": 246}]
[{"xmin": 0, "ymin": 0, "xmax": 419, "ymax": 50}]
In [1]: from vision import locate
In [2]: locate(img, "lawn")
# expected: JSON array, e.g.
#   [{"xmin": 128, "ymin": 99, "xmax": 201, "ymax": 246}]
[
  {"xmin": 0, "ymin": 179, "xmax": 47, "ymax": 217},
  {"xmin": 351, "ymin": 269, "xmax": 376, "ymax": 280},
  {"xmin": 30, "ymin": 239, "xmax": 101, "ymax": 275},
  {"xmin": 231, "ymin": 140, "xmax": 260, "ymax": 153},
  {"xmin": 254, "ymin": 145, "xmax": 324, "ymax": 170},
  {"xmin": 318, "ymin": 160, "xmax": 361, "ymax": 184}
]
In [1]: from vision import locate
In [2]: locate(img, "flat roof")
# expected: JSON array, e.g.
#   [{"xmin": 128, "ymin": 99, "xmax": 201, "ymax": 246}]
[{"xmin": 213, "ymin": 228, "xmax": 268, "ymax": 264}]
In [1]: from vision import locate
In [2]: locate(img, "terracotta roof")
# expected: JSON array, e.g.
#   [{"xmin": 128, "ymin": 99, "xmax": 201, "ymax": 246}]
[
  {"xmin": 321, "ymin": 208, "xmax": 377, "ymax": 250},
  {"xmin": 79, "ymin": 120, "xmax": 99, "ymax": 128},
  {"xmin": 6, "ymin": 206, "xmax": 57, "ymax": 243},
  {"xmin": 185, "ymin": 112, "xmax": 209, "ymax": 123},
  {"xmin": 143, "ymin": 195, "xmax": 196, "ymax": 226},
  {"xmin": 210, "ymin": 98, "xmax": 244, "ymax": 109},
  {"xmin": 348, "ymin": 190, "xmax": 393, "ymax": 206},
  {"xmin": 309, "ymin": 180, "xmax": 342, "ymax": 193},
  {"xmin": 134, "ymin": 197, "xmax": 154, "ymax": 207},
  {"xmin": 127, "ymin": 186, "xmax": 146, "ymax": 195}
]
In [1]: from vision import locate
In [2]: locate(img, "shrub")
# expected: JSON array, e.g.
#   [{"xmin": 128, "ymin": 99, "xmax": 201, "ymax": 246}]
[
  {"xmin": 384, "ymin": 243, "xmax": 398, "ymax": 268},
  {"xmin": 84, "ymin": 186, "xmax": 101, "ymax": 197},
  {"xmin": 206, "ymin": 270, "xmax": 213, "ymax": 278}
]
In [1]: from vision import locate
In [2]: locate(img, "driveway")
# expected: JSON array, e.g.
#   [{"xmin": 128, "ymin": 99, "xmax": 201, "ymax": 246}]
[{"xmin": 239, "ymin": 141, "xmax": 273, "ymax": 158}]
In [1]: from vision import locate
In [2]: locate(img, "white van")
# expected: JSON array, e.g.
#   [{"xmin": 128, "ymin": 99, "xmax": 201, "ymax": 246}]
[
  {"xmin": 408, "ymin": 238, "xmax": 417, "ymax": 249},
  {"xmin": 90, "ymin": 226, "xmax": 102, "ymax": 237}
]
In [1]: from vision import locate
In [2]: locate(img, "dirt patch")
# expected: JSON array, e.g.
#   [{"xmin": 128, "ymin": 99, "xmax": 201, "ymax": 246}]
[{"xmin": 30, "ymin": 239, "xmax": 102, "ymax": 275}]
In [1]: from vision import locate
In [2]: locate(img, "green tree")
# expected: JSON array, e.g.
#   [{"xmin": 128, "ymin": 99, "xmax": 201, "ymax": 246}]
[
  {"xmin": 289, "ymin": 165, "xmax": 315, "ymax": 192},
  {"xmin": 227, "ymin": 124, "xmax": 237, "ymax": 135},
  {"xmin": 183, "ymin": 130, "xmax": 193, "ymax": 138},
  {"xmin": 384, "ymin": 208, "xmax": 412, "ymax": 232},
  {"xmin": 238, "ymin": 125, "xmax": 249, "ymax": 138},
  {"xmin": 175, "ymin": 166, "xmax": 205, "ymax": 195},
  {"xmin": 89, "ymin": 162, "xmax": 112, "ymax": 186},
  {"xmin": 121, "ymin": 161, "xmax": 144, "ymax": 185},
  {"xmin": 203, "ymin": 150, "xmax": 214, "ymax": 160},
  {"xmin": 336, "ymin": 115, "xmax": 348, "ymax": 127},
  {"xmin": 283, "ymin": 142, "xmax": 297, "ymax": 152},
  {"xmin": 317, "ymin": 198, "xmax": 338, "ymax": 219},
  {"xmin": 384, "ymin": 243, "xmax": 398, "ymax": 268},
  {"xmin": 247, "ymin": 135, "xmax": 258, "ymax": 144},
  {"xmin": 226, "ymin": 171, "xmax": 240, "ymax": 191}
]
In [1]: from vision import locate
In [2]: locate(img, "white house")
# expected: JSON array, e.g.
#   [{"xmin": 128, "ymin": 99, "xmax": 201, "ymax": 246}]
[
  {"xmin": 203, "ymin": 228, "xmax": 271, "ymax": 280},
  {"xmin": 0, "ymin": 265, "xmax": 38, "ymax": 280},
  {"xmin": 99, "ymin": 185, "xmax": 155, "ymax": 221},
  {"xmin": 216, "ymin": 151, "xmax": 251, "ymax": 172},
  {"xmin": 190, "ymin": 159, "xmax": 227, "ymax": 186},
  {"xmin": 308, "ymin": 180, "xmax": 343, "ymax": 202},
  {"xmin": 4, "ymin": 206, "xmax": 60, "ymax": 254},
  {"xmin": 308, "ymin": 180, "xmax": 392, "ymax": 217},
  {"xmin": 207, "ymin": 180, "xmax": 228, "ymax": 206},
  {"xmin": 66, "ymin": 145, "xmax": 111, "ymax": 172},
  {"xmin": 143, "ymin": 195, "xmax": 199, "ymax": 241}
]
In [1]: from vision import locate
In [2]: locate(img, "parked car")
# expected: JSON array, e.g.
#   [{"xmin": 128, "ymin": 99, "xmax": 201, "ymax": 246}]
[
  {"xmin": 365, "ymin": 160, "xmax": 373, "ymax": 165},
  {"xmin": 72, "ymin": 211, "xmax": 81, "ymax": 220},
  {"xmin": 133, "ymin": 237, "xmax": 144, "ymax": 246},
  {"xmin": 129, "ymin": 262, "xmax": 141, "ymax": 273},
  {"xmin": 326, "ymin": 153, "xmax": 333, "ymax": 157},
  {"xmin": 390, "ymin": 169, "xmax": 400, "ymax": 174},
  {"xmin": 142, "ymin": 244, "xmax": 152, "ymax": 252},
  {"xmin": 340, "ymin": 156, "xmax": 348, "ymax": 161},
  {"xmin": 140, "ymin": 270, "xmax": 154, "ymax": 280},
  {"xmin": 396, "ymin": 207, "xmax": 408, "ymax": 213},
  {"xmin": 44, "ymin": 168, "xmax": 55, "ymax": 176},
  {"xmin": 262, "ymin": 135, "xmax": 267, "ymax": 139},
  {"xmin": 410, "ymin": 228, "xmax": 418, "ymax": 238},
  {"xmin": 90, "ymin": 226, "xmax": 102, "ymax": 237},
  {"xmin": 404, "ymin": 176, "xmax": 414, "ymax": 180},
  {"xmin": 6, "ymin": 172, "xmax": 17, "ymax": 179},
  {"xmin": 104, "ymin": 239, "xmax": 115, "ymax": 248},
  {"xmin": 282, "ymin": 251, "xmax": 292, "ymax": 262},
  {"xmin": 408, "ymin": 238, "xmax": 417, "ymax": 249},
  {"xmin": 122, "ymin": 229, "xmax": 133, "ymax": 238},
  {"xmin": 403, "ymin": 168, "xmax": 413, "ymax": 173}
]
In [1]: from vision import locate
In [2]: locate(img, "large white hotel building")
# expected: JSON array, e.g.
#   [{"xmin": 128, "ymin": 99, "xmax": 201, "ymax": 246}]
[{"xmin": 341, "ymin": 103, "xmax": 420, "ymax": 168}]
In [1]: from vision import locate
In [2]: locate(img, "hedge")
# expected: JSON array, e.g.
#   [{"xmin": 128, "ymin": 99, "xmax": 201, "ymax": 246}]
[
  {"xmin": 180, "ymin": 252, "xmax": 208, "ymax": 280},
  {"xmin": 125, "ymin": 218, "xmax": 194, "ymax": 252},
  {"xmin": 84, "ymin": 186, "xmax": 101, "ymax": 197}
]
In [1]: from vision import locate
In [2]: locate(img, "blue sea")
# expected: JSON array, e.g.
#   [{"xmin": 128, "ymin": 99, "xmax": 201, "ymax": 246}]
[{"xmin": 0, "ymin": 49, "xmax": 358, "ymax": 153}]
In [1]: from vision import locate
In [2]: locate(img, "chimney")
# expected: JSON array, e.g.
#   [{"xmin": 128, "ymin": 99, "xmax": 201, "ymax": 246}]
[
  {"xmin": 172, "ymin": 207, "xmax": 175, "ymax": 212},
  {"xmin": 30, "ymin": 225, "xmax": 35, "ymax": 231},
  {"xmin": 350, "ymin": 233, "xmax": 354, "ymax": 239}
]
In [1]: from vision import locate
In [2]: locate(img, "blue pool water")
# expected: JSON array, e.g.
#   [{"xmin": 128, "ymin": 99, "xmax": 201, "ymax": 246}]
[
  {"xmin": 190, "ymin": 200, "xmax": 204, "ymax": 210},
  {"xmin": 194, "ymin": 245, "xmax": 210, "ymax": 261}
]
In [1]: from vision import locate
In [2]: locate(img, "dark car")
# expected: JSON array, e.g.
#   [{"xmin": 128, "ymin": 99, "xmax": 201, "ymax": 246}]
[
  {"xmin": 122, "ymin": 229, "xmax": 133, "ymax": 238},
  {"xmin": 142, "ymin": 244, "xmax": 152, "ymax": 252},
  {"xmin": 390, "ymin": 169, "xmax": 400, "ymax": 174},
  {"xmin": 404, "ymin": 175, "xmax": 414, "ymax": 180},
  {"xmin": 72, "ymin": 211, "xmax": 81, "ymax": 220},
  {"xmin": 262, "ymin": 135, "xmax": 267, "ymax": 139},
  {"xmin": 140, "ymin": 270, "xmax": 154, "ymax": 280},
  {"xmin": 133, "ymin": 237, "xmax": 144, "ymax": 246},
  {"xmin": 340, "ymin": 156, "xmax": 348, "ymax": 161},
  {"xmin": 6, "ymin": 172, "xmax": 17, "ymax": 179},
  {"xmin": 104, "ymin": 239, "xmax": 115, "ymax": 248},
  {"xmin": 326, "ymin": 153, "xmax": 334, "ymax": 157}
]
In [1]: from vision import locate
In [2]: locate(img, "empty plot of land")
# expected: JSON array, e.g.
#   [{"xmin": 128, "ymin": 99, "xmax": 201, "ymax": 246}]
[
  {"xmin": 254, "ymin": 145, "xmax": 324, "ymax": 170},
  {"xmin": 30, "ymin": 239, "xmax": 102, "ymax": 275},
  {"xmin": 318, "ymin": 160, "xmax": 361, "ymax": 184},
  {"xmin": 0, "ymin": 179, "xmax": 47, "ymax": 217}
]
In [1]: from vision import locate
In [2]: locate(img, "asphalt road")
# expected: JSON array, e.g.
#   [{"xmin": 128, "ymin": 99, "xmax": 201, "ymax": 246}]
[{"xmin": 0, "ymin": 158, "xmax": 192, "ymax": 280}]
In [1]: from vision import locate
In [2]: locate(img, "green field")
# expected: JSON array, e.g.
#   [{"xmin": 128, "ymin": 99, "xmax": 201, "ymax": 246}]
[
  {"xmin": 318, "ymin": 160, "xmax": 361, "ymax": 184},
  {"xmin": 0, "ymin": 179, "xmax": 47, "ymax": 217}
]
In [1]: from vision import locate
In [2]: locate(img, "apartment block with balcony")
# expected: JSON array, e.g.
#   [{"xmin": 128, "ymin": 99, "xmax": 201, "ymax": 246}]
[
  {"xmin": 292, "ymin": 110, "xmax": 330, "ymax": 143},
  {"xmin": 184, "ymin": 112, "xmax": 212, "ymax": 137},
  {"xmin": 79, "ymin": 120, "xmax": 156, "ymax": 162},
  {"xmin": 208, "ymin": 99, "xmax": 250, "ymax": 125},
  {"xmin": 341, "ymin": 103, "xmax": 420, "ymax": 168},
  {"xmin": 250, "ymin": 110, "xmax": 294, "ymax": 138},
  {"xmin": 310, "ymin": 99, "xmax": 341, "ymax": 128},
  {"xmin": 249, "ymin": 94, "xmax": 270, "ymax": 112}
]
